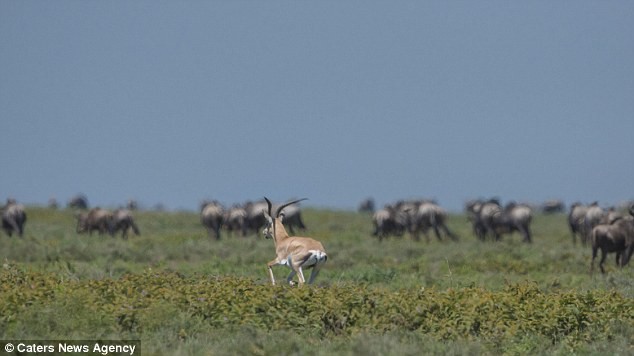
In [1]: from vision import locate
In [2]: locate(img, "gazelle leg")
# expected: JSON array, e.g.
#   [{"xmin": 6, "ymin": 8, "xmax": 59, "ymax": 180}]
[
  {"xmin": 296, "ymin": 266, "xmax": 306, "ymax": 286},
  {"xmin": 286, "ymin": 270, "xmax": 297, "ymax": 285},
  {"xmin": 267, "ymin": 260, "xmax": 278, "ymax": 285},
  {"xmin": 308, "ymin": 264, "xmax": 324, "ymax": 284}
]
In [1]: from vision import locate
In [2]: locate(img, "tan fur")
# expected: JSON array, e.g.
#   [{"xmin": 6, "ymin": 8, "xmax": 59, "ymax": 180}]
[{"xmin": 263, "ymin": 198, "xmax": 327, "ymax": 286}]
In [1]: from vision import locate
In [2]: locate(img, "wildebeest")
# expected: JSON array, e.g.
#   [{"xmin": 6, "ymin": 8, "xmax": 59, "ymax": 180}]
[
  {"xmin": 590, "ymin": 205, "xmax": 634, "ymax": 274},
  {"xmin": 372, "ymin": 199, "xmax": 456, "ymax": 242},
  {"xmin": 568, "ymin": 202, "xmax": 590, "ymax": 246},
  {"xmin": 470, "ymin": 199, "xmax": 532, "ymax": 243},
  {"xmin": 126, "ymin": 199, "xmax": 139, "ymax": 211},
  {"xmin": 466, "ymin": 199, "xmax": 502, "ymax": 241},
  {"xmin": 606, "ymin": 207, "xmax": 624, "ymax": 225},
  {"xmin": 244, "ymin": 200, "xmax": 269, "ymax": 235},
  {"xmin": 407, "ymin": 200, "xmax": 458, "ymax": 242},
  {"xmin": 1, "ymin": 199, "xmax": 27, "ymax": 237},
  {"xmin": 465, "ymin": 199, "xmax": 487, "ymax": 240},
  {"xmin": 112, "ymin": 209, "xmax": 140, "ymax": 238},
  {"xmin": 76, "ymin": 207, "xmax": 114, "ymax": 236},
  {"xmin": 243, "ymin": 199, "xmax": 307, "ymax": 236},
  {"xmin": 224, "ymin": 204, "xmax": 248, "ymax": 237},
  {"xmin": 276, "ymin": 200, "xmax": 307, "ymax": 235},
  {"xmin": 68, "ymin": 194, "xmax": 89, "ymax": 210},
  {"xmin": 541, "ymin": 199, "xmax": 565, "ymax": 214},
  {"xmin": 201, "ymin": 200, "xmax": 224, "ymax": 240},
  {"xmin": 48, "ymin": 197, "xmax": 59, "ymax": 209},
  {"xmin": 584, "ymin": 202, "xmax": 606, "ymax": 243},
  {"xmin": 358, "ymin": 198, "xmax": 375, "ymax": 213},
  {"xmin": 372, "ymin": 204, "xmax": 407, "ymax": 241}
]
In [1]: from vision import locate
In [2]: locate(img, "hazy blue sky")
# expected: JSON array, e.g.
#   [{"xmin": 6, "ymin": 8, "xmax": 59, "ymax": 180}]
[{"xmin": 1, "ymin": 1, "xmax": 633, "ymax": 212}]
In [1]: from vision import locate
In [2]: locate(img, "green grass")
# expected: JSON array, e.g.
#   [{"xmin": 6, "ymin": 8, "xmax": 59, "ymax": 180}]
[{"xmin": 1, "ymin": 207, "xmax": 633, "ymax": 355}]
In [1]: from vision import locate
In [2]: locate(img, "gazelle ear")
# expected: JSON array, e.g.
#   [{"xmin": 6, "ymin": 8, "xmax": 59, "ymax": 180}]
[{"xmin": 279, "ymin": 212, "xmax": 285, "ymax": 223}]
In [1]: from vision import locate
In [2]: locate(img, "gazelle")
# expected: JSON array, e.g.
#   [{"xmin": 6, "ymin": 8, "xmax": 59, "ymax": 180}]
[{"xmin": 262, "ymin": 197, "xmax": 328, "ymax": 286}]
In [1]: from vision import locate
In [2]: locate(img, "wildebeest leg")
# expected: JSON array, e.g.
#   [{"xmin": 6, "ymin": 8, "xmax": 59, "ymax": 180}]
[
  {"xmin": 441, "ymin": 224, "xmax": 459, "ymax": 241},
  {"xmin": 131, "ymin": 221, "xmax": 140, "ymax": 236},
  {"xmin": 410, "ymin": 227, "xmax": 421, "ymax": 242},
  {"xmin": 615, "ymin": 252, "xmax": 621, "ymax": 268},
  {"xmin": 4, "ymin": 219, "xmax": 19, "ymax": 237},
  {"xmin": 475, "ymin": 223, "xmax": 486, "ymax": 241},
  {"xmin": 582, "ymin": 230, "xmax": 590, "ymax": 247},
  {"xmin": 485, "ymin": 224, "xmax": 497, "ymax": 242},
  {"xmin": 492, "ymin": 229, "xmax": 501, "ymax": 242},
  {"xmin": 433, "ymin": 225, "xmax": 443, "ymax": 241},
  {"xmin": 297, "ymin": 216, "xmax": 307, "ymax": 231},
  {"xmin": 599, "ymin": 249, "xmax": 607, "ymax": 274},
  {"xmin": 518, "ymin": 225, "xmax": 531, "ymax": 243},
  {"xmin": 621, "ymin": 243, "xmax": 634, "ymax": 267},
  {"xmin": 307, "ymin": 265, "xmax": 323, "ymax": 285},
  {"xmin": 591, "ymin": 246, "xmax": 598, "ymax": 273}
]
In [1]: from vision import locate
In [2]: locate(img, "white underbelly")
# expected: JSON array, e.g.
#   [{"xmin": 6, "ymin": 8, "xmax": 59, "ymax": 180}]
[{"xmin": 279, "ymin": 250, "xmax": 327, "ymax": 268}]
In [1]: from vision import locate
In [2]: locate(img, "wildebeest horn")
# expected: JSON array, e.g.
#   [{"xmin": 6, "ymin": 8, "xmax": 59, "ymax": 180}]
[{"xmin": 275, "ymin": 198, "xmax": 308, "ymax": 218}]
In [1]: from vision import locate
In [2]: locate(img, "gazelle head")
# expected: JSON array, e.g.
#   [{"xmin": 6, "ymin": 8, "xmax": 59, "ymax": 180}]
[{"xmin": 262, "ymin": 197, "xmax": 307, "ymax": 239}]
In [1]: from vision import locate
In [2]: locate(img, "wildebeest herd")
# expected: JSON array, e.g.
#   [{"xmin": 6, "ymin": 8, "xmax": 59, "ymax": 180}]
[
  {"xmin": 200, "ymin": 199, "xmax": 307, "ymax": 240},
  {"xmin": 370, "ymin": 199, "xmax": 458, "ymax": 242},
  {"xmin": 2, "ymin": 195, "xmax": 634, "ymax": 274},
  {"xmin": 366, "ymin": 197, "xmax": 634, "ymax": 274},
  {"xmin": 566, "ymin": 201, "xmax": 634, "ymax": 274}
]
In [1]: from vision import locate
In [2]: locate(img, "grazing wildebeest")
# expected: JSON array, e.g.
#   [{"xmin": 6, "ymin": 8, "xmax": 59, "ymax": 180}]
[
  {"xmin": 465, "ymin": 199, "xmax": 487, "ymax": 241},
  {"xmin": 201, "ymin": 200, "xmax": 224, "ymax": 240},
  {"xmin": 568, "ymin": 202, "xmax": 589, "ymax": 246},
  {"xmin": 243, "ymin": 199, "xmax": 307, "ymax": 236},
  {"xmin": 68, "ymin": 194, "xmax": 89, "ymax": 210},
  {"xmin": 224, "ymin": 204, "xmax": 248, "ymax": 237},
  {"xmin": 358, "ymin": 198, "xmax": 375, "ymax": 213},
  {"xmin": 590, "ymin": 206, "xmax": 634, "ymax": 274},
  {"xmin": 372, "ymin": 204, "xmax": 408, "ymax": 241},
  {"xmin": 48, "ymin": 197, "xmax": 59, "ymax": 209},
  {"xmin": 472, "ymin": 199, "xmax": 504, "ymax": 241},
  {"xmin": 606, "ymin": 207, "xmax": 623, "ymax": 225},
  {"xmin": 541, "ymin": 199, "xmax": 565, "ymax": 214},
  {"xmin": 408, "ymin": 200, "xmax": 458, "ymax": 242},
  {"xmin": 276, "ymin": 201, "xmax": 307, "ymax": 235},
  {"xmin": 473, "ymin": 199, "xmax": 533, "ymax": 243},
  {"xmin": 126, "ymin": 199, "xmax": 139, "ymax": 211},
  {"xmin": 76, "ymin": 208, "xmax": 114, "ymax": 236},
  {"xmin": 112, "ymin": 209, "xmax": 140, "ymax": 238},
  {"xmin": 584, "ymin": 202, "xmax": 606, "ymax": 243},
  {"xmin": 2, "ymin": 199, "xmax": 27, "ymax": 237},
  {"xmin": 244, "ymin": 200, "xmax": 269, "ymax": 235}
]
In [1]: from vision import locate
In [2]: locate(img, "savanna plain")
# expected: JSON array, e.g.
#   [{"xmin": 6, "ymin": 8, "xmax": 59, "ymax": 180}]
[{"xmin": 0, "ymin": 207, "xmax": 632, "ymax": 355}]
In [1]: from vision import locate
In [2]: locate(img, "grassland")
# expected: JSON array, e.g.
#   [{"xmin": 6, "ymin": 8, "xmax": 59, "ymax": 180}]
[{"xmin": 0, "ymin": 207, "xmax": 632, "ymax": 355}]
